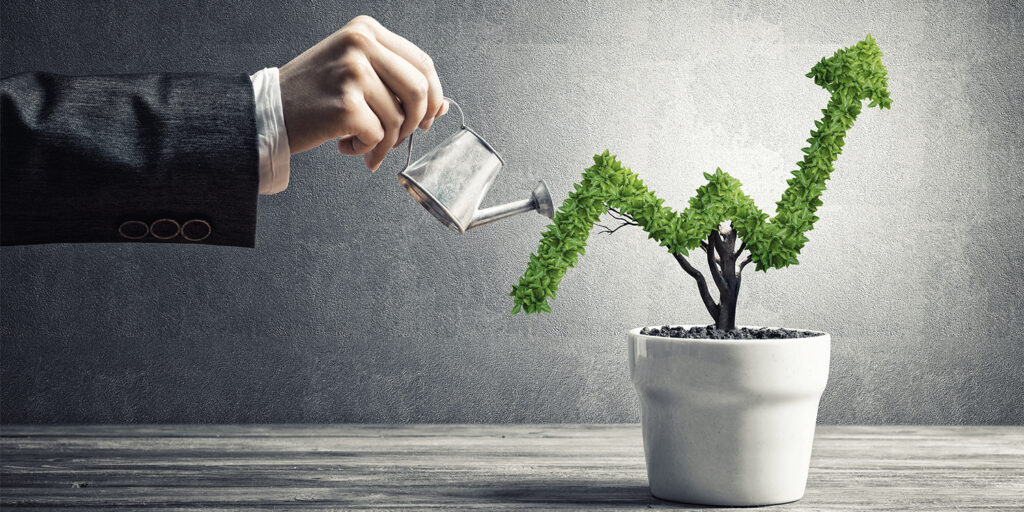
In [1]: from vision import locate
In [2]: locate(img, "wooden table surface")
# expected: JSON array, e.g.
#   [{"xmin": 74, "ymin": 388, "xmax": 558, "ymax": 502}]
[{"xmin": 1, "ymin": 425, "xmax": 1021, "ymax": 511}]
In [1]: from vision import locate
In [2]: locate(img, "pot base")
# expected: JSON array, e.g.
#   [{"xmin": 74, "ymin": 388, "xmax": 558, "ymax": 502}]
[
  {"xmin": 651, "ymin": 485, "xmax": 804, "ymax": 507},
  {"xmin": 651, "ymin": 490, "xmax": 803, "ymax": 507}
]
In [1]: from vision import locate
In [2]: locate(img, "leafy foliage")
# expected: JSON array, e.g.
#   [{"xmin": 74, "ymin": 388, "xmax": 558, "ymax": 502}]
[{"xmin": 511, "ymin": 35, "xmax": 892, "ymax": 315}]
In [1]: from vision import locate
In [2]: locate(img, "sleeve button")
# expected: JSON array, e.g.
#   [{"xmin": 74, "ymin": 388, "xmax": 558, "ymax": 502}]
[
  {"xmin": 181, "ymin": 219, "xmax": 212, "ymax": 242},
  {"xmin": 118, "ymin": 220, "xmax": 149, "ymax": 240},
  {"xmin": 150, "ymin": 218, "xmax": 181, "ymax": 240}
]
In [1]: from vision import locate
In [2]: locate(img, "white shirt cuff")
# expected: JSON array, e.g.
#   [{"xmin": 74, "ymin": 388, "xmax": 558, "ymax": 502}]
[{"xmin": 249, "ymin": 67, "xmax": 291, "ymax": 195}]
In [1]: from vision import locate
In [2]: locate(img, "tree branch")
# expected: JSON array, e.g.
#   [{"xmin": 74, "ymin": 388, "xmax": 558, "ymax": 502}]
[
  {"xmin": 596, "ymin": 222, "xmax": 635, "ymax": 235},
  {"xmin": 700, "ymin": 242, "xmax": 721, "ymax": 264},
  {"xmin": 736, "ymin": 240, "xmax": 746, "ymax": 257},
  {"xmin": 673, "ymin": 252, "xmax": 720, "ymax": 319},
  {"xmin": 711, "ymin": 230, "xmax": 729, "ymax": 260},
  {"xmin": 706, "ymin": 232, "xmax": 729, "ymax": 294},
  {"xmin": 596, "ymin": 208, "xmax": 638, "ymax": 235},
  {"xmin": 607, "ymin": 208, "xmax": 635, "ymax": 223},
  {"xmin": 739, "ymin": 256, "xmax": 753, "ymax": 273}
]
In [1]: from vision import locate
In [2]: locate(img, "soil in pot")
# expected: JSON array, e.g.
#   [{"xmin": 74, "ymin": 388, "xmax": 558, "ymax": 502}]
[{"xmin": 639, "ymin": 325, "xmax": 818, "ymax": 339}]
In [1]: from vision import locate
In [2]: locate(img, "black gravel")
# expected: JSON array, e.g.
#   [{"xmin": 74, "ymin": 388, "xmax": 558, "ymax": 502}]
[{"xmin": 639, "ymin": 325, "xmax": 818, "ymax": 340}]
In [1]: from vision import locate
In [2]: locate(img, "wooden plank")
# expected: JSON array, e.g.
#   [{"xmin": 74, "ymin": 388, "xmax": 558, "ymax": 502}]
[{"xmin": 1, "ymin": 425, "xmax": 1021, "ymax": 510}]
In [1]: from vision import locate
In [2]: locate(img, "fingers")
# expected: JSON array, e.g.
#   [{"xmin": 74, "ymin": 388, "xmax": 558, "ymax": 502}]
[
  {"xmin": 359, "ymin": 66, "xmax": 406, "ymax": 170},
  {"xmin": 328, "ymin": 16, "xmax": 446, "ymax": 171},
  {"xmin": 336, "ymin": 91, "xmax": 384, "ymax": 158},
  {"xmin": 353, "ymin": 16, "xmax": 445, "ymax": 132},
  {"xmin": 361, "ymin": 42, "xmax": 429, "ymax": 149}
]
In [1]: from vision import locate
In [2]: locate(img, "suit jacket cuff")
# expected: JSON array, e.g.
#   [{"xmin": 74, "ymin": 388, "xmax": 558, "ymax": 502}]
[{"xmin": 0, "ymin": 72, "xmax": 260, "ymax": 247}]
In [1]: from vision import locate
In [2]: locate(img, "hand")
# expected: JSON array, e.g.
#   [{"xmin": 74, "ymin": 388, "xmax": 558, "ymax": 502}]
[{"xmin": 279, "ymin": 15, "xmax": 447, "ymax": 170}]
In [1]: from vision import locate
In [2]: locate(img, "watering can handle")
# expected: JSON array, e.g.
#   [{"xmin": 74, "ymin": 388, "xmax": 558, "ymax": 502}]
[{"xmin": 403, "ymin": 97, "xmax": 466, "ymax": 169}]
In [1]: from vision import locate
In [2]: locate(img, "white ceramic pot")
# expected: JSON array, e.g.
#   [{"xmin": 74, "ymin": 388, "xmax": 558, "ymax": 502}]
[{"xmin": 628, "ymin": 326, "xmax": 831, "ymax": 506}]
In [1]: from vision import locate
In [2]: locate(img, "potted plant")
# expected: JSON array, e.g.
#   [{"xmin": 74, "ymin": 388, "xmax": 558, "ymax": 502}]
[{"xmin": 511, "ymin": 36, "xmax": 892, "ymax": 506}]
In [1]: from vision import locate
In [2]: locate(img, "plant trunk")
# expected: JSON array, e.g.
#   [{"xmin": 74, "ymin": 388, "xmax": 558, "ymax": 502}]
[
  {"xmin": 674, "ymin": 227, "xmax": 745, "ymax": 332},
  {"xmin": 712, "ymin": 230, "xmax": 737, "ymax": 329},
  {"xmin": 707, "ymin": 229, "xmax": 741, "ymax": 331},
  {"xmin": 716, "ymin": 277, "xmax": 740, "ymax": 331}
]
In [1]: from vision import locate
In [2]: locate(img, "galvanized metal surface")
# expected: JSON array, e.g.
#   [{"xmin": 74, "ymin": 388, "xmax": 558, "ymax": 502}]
[{"xmin": 399, "ymin": 99, "xmax": 553, "ymax": 233}]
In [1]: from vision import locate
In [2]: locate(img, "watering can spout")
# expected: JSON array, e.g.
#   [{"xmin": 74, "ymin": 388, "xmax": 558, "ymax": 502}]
[{"xmin": 467, "ymin": 180, "xmax": 555, "ymax": 230}]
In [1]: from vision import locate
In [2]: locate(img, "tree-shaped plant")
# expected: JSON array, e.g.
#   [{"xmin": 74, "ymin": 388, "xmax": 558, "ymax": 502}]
[{"xmin": 511, "ymin": 35, "xmax": 892, "ymax": 330}]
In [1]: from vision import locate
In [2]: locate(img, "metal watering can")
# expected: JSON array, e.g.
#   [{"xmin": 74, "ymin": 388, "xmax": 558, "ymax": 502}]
[{"xmin": 398, "ymin": 99, "xmax": 554, "ymax": 233}]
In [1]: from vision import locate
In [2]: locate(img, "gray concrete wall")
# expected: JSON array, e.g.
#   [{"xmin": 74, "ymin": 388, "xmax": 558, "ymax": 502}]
[{"xmin": 2, "ymin": 0, "xmax": 1021, "ymax": 424}]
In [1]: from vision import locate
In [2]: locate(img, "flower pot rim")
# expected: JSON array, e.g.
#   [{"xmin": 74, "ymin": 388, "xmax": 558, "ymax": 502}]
[{"xmin": 629, "ymin": 325, "xmax": 829, "ymax": 345}]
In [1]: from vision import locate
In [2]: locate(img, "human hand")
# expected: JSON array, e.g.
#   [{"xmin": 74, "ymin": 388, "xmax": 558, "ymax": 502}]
[{"xmin": 279, "ymin": 15, "xmax": 447, "ymax": 170}]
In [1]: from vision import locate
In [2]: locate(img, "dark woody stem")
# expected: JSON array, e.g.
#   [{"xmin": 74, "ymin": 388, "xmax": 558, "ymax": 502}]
[{"xmin": 673, "ymin": 252, "xmax": 720, "ymax": 320}]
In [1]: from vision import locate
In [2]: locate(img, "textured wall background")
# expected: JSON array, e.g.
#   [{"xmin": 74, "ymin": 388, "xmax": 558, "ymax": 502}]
[{"xmin": 1, "ymin": 0, "xmax": 1022, "ymax": 424}]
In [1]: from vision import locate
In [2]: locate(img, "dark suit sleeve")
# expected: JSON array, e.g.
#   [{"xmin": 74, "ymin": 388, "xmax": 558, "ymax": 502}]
[{"xmin": 0, "ymin": 72, "xmax": 259, "ymax": 247}]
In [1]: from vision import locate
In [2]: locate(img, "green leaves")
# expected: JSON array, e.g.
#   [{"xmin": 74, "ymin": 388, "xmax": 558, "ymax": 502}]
[{"xmin": 511, "ymin": 35, "xmax": 892, "ymax": 315}]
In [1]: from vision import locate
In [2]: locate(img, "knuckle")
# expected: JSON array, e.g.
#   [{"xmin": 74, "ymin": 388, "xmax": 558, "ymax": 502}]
[
  {"xmin": 338, "ymin": 92, "xmax": 363, "ymax": 114},
  {"xmin": 349, "ymin": 15, "xmax": 378, "ymax": 28},
  {"xmin": 339, "ymin": 48, "xmax": 363, "ymax": 64},
  {"xmin": 367, "ymin": 130, "xmax": 385, "ymax": 145},
  {"xmin": 348, "ymin": 60, "xmax": 376, "ymax": 82},
  {"xmin": 338, "ymin": 27, "xmax": 374, "ymax": 49},
  {"xmin": 409, "ymin": 76, "xmax": 429, "ymax": 101},
  {"xmin": 387, "ymin": 111, "xmax": 406, "ymax": 130}
]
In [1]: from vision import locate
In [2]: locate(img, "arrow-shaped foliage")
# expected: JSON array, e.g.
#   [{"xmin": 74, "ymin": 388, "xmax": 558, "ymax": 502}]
[{"xmin": 512, "ymin": 35, "xmax": 892, "ymax": 315}]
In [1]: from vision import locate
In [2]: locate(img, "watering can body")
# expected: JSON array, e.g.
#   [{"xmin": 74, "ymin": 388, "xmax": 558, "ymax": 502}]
[{"xmin": 397, "ymin": 100, "xmax": 554, "ymax": 234}]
